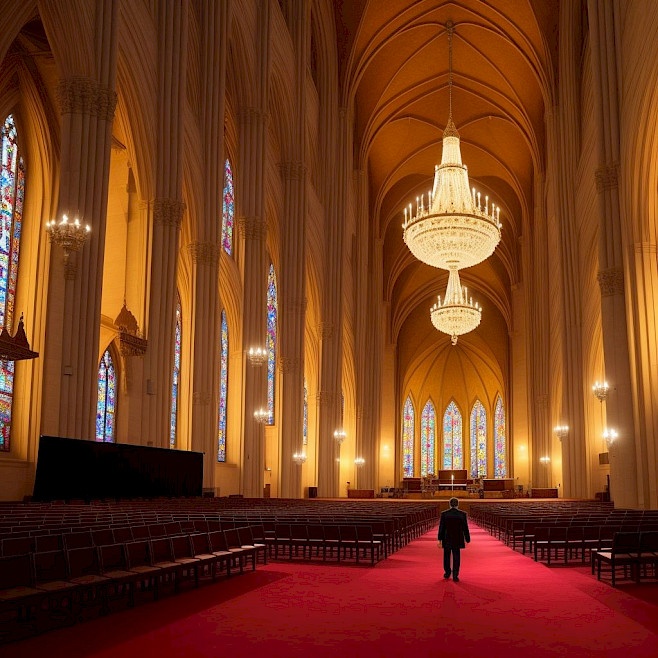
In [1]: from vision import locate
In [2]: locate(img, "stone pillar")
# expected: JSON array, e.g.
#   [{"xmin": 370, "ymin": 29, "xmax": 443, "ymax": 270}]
[
  {"xmin": 188, "ymin": 0, "xmax": 229, "ymax": 490},
  {"xmin": 140, "ymin": 0, "xmax": 188, "ymax": 449},
  {"xmin": 239, "ymin": 1, "xmax": 270, "ymax": 498},
  {"xmin": 42, "ymin": 0, "xmax": 118, "ymax": 440},
  {"xmin": 549, "ymin": 3, "xmax": 589, "ymax": 497},
  {"xmin": 588, "ymin": 0, "xmax": 639, "ymax": 508},
  {"xmin": 529, "ymin": 172, "xmax": 552, "ymax": 488}
]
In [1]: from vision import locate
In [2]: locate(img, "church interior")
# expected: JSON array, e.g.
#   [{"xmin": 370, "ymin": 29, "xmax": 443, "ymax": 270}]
[{"xmin": 1, "ymin": 0, "xmax": 658, "ymax": 654}]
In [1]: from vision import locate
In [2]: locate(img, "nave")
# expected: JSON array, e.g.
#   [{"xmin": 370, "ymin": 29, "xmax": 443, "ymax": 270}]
[{"xmin": 11, "ymin": 522, "xmax": 658, "ymax": 658}]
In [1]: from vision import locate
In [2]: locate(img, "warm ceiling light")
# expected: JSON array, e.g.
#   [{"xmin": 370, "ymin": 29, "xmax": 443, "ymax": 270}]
[
  {"xmin": 592, "ymin": 381, "xmax": 609, "ymax": 402},
  {"xmin": 402, "ymin": 21, "xmax": 501, "ymax": 272}
]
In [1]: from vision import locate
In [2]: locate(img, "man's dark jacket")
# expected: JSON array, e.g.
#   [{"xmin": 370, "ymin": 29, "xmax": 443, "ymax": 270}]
[{"xmin": 438, "ymin": 507, "xmax": 470, "ymax": 548}]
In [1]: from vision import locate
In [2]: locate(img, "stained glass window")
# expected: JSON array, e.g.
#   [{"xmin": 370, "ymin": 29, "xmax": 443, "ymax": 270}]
[
  {"xmin": 443, "ymin": 402, "xmax": 463, "ymax": 469},
  {"xmin": 266, "ymin": 264, "xmax": 277, "ymax": 424},
  {"xmin": 222, "ymin": 159, "xmax": 234, "ymax": 255},
  {"xmin": 96, "ymin": 348, "xmax": 117, "ymax": 442},
  {"xmin": 0, "ymin": 115, "xmax": 24, "ymax": 453},
  {"xmin": 170, "ymin": 300, "xmax": 182, "ymax": 448},
  {"xmin": 420, "ymin": 400, "xmax": 436, "ymax": 477},
  {"xmin": 494, "ymin": 395, "xmax": 506, "ymax": 477},
  {"xmin": 402, "ymin": 396, "xmax": 414, "ymax": 478},
  {"xmin": 218, "ymin": 309, "xmax": 228, "ymax": 462},
  {"xmin": 470, "ymin": 400, "xmax": 487, "ymax": 478},
  {"xmin": 303, "ymin": 377, "xmax": 308, "ymax": 445}
]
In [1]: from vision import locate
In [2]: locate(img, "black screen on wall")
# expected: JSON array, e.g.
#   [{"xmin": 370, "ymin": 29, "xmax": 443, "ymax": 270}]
[{"xmin": 33, "ymin": 436, "xmax": 204, "ymax": 501}]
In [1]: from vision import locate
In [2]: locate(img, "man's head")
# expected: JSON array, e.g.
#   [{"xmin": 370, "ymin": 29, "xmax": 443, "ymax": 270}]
[{"xmin": 449, "ymin": 497, "xmax": 459, "ymax": 508}]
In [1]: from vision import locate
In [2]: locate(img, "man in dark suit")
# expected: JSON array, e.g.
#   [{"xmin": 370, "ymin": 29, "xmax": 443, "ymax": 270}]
[{"xmin": 438, "ymin": 497, "xmax": 470, "ymax": 582}]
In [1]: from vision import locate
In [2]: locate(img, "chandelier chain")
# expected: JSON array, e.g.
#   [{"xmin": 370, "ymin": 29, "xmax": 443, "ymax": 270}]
[{"xmin": 447, "ymin": 20, "xmax": 454, "ymax": 121}]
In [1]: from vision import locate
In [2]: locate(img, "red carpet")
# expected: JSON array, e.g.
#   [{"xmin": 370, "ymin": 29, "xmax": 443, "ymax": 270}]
[{"xmin": 7, "ymin": 525, "xmax": 658, "ymax": 658}]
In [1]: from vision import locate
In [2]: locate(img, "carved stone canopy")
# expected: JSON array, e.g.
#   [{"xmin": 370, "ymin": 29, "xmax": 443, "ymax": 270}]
[
  {"xmin": 114, "ymin": 302, "xmax": 147, "ymax": 357},
  {"xmin": 0, "ymin": 314, "xmax": 38, "ymax": 361}
]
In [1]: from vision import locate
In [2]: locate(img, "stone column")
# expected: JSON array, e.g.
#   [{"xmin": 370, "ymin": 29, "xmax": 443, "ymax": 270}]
[
  {"xmin": 140, "ymin": 0, "xmax": 188, "ymax": 449},
  {"xmin": 42, "ymin": 0, "xmax": 118, "ymax": 440},
  {"xmin": 588, "ymin": 0, "xmax": 639, "ymax": 508},
  {"xmin": 239, "ymin": 0, "xmax": 270, "ymax": 498},
  {"xmin": 549, "ymin": 3, "xmax": 589, "ymax": 497},
  {"xmin": 529, "ymin": 172, "xmax": 552, "ymax": 488},
  {"xmin": 188, "ymin": 0, "xmax": 229, "ymax": 489}
]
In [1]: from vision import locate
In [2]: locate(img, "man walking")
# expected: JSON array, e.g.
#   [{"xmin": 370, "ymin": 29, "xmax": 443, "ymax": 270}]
[{"xmin": 438, "ymin": 497, "xmax": 470, "ymax": 582}]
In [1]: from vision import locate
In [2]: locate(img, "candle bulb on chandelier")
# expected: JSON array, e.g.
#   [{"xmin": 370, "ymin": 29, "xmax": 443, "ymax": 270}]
[
  {"xmin": 472, "ymin": 187, "xmax": 476, "ymax": 206},
  {"xmin": 477, "ymin": 192, "xmax": 481, "ymax": 210},
  {"xmin": 485, "ymin": 195, "xmax": 489, "ymax": 214}
]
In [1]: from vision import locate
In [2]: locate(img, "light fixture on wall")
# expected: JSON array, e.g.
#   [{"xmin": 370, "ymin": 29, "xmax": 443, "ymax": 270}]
[
  {"xmin": 354, "ymin": 457, "xmax": 365, "ymax": 467},
  {"xmin": 45, "ymin": 214, "xmax": 91, "ymax": 273},
  {"xmin": 292, "ymin": 451, "xmax": 307, "ymax": 465},
  {"xmin": 247, "ymin": 346, "xmax": 268, "ymax": 365},
  {"xmin": 554, "ymin": 425, "xmax": 569, "ymax": 441},
  {"xmin": 402, "ymin": 21, "xmax": 501, "ymax": 272},
  {"xmin": 592, "ymin": 381, "xmax": 609, "ymax": 402},
  {"xmin": 539, "ymin": 456, "xmax": 551, "ymax": 464},
  {"xmin": 603, "ymin": 428, "xmax": 617, "ymax": 447},
  {"xmin": 430, "ymin": 269, "xmax": 481, "ymax": 345},
  {"xmin": 333, "ymin": 429, "xmax": 347, "ymax": 444},
  {"xmin": 254, "ymin": 408, "xmax": 269, "ymax": 423}
]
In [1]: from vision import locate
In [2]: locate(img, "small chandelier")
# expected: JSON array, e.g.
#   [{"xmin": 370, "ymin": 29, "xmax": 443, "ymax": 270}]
[
  {"xmin": 539, "ymin": 456, "xmax": 551, "ymax": 464},
  {"xmin": 333, "ymin": 429, "xmax": 346, "ymax": 444},
  {"xmin": 603, "ymin": 428, "xmax": 617, "ymax": 447},
  {"xmin": 46, "ymin": 214, "xmax": 91, "ymax": 263},
  {"xmin": 430, "ymin": 269, "xmax": 481, "ymax": 345},
  {"xmin": 592, "ymin": 381, "xmax": 609, "ymax": 402},
  {"xmin": 402, "ymin": 21, "xmax": 501, "ymax": 271},
  {"xmin": 254, "ymin": 408, "xmax": 269, "ymax": 423},
  {"xmin": 247, "ymin": 346, "xmax": 268, "ymax": 366},
  {"xmin": 554, "ymin": 425, "xmax": 569, "ymax": 441},
  {"xmin": 354, "ymin": 457, "xmax": 365, "ymax": 467},
  {"xmin": 292, "ymin": 452, "xmax": 307, "ymax": 465}
]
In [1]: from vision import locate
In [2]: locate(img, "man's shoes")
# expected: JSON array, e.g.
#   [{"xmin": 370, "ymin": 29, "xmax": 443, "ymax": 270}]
[
  {"xmin": 443, "ymin": 572, "xmax": 451, "ymax": 579},
  {"xmin": 453, "ymin": 576, "xmax": 460, "ymax": 582}
]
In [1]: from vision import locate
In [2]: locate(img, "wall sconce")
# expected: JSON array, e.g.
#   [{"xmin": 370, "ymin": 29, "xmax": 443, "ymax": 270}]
[
  {"xmin": 354, "ymin": 457, "xmax": 365, "ymax": 467},
  {"xmin": 292, "ymin": 452, "xmax": 307, "ymax": 465},
  {"xmin": 333, "ymin": 429, "xmax": 346, "ymax": 444},
  {"xmin": 603, "ymin": 428, "xmax": 617, "ymax": 447},
  {"xmin": 254, "ymin": 408, "xmax": 269, "ymax": 423},
  {"xmin": 247, "ymin": 346, "xmax": 268, "ymax": 365},
  {"xmin": 539, "ymin": 456, "xmax": 551, "ymax": 464},
  {"xmin": 592, "ymin": 380, "xmax": 609, "ymax": 402},
  {"xmin": 554, "ymin": 425, "xmax": 569, "ymax": 441}
]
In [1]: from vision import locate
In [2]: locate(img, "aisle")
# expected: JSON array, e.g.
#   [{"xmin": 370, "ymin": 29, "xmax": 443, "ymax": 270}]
[{"xmin": 9, "ymin": 525, "xmax": 658, "ymax": 658}]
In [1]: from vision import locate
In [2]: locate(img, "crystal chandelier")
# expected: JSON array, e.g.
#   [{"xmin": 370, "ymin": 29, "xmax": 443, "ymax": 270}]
[
  {"xmin": 333, "ymin": 429, "xmax": 346, "ymax": 444},
  {"xmin": 430, "ymin": 269, "xmax": 481, "ymax": 345},
  {"xmin": 247, "ymin": 346, "xmax": 268, "ymax": 366},
  {"xmin": 254, "ymin": 408, "xmax": 269, "ymax": 423},
  {"xmin": 592, "ymin": 381, "xmax": 609, "ymax": 402},
  {"xmin": 554, "ymin": 425, "xmax": 569, "ymax": 441},
  {"xmin": 402, "ymin": 22, "xmax": 501, "ymax": 271},
  {"xmin": 45, "ymin": 214, "xmax": 91, "ymax": 264}
]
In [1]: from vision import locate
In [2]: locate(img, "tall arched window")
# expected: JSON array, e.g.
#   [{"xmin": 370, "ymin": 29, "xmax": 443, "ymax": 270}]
[
  {"xmin": 402, "ymin": 396, "xmax": 414, "ymax": 478},
  {"xmin": 217, "ymin": 309, "xmax": 228, "ymax": 462},
  {"xmin": 303, "ymin": 377, "xmax": 308, "ymax": 445},
  {"xmin": 170, "ymin": 300, "xmax": 182, "ymax": 448},
  {"xmin": 420, "ymin": 400, "xmax": 436, "ymax": 477},
  {"xmin": 221, "ymin": 159, "xmax": 234, "ymax": 255},
  {"xmin": 443, "ymin": 402, "xmax": 463, "ymax": 469},
  {"xmin": 266, "ymin": 264, "xmax": 278, "ymax": 424},
  {"xmin": 470, "ymin": 400, "xmax": 487, "ymax": 478},
  {"xmin": 96, "ymin": 348, "xmax": 117, "ymax": 442},
  {"xmin": 0, "ymin": 115, "xmax": 25, "ymax": 452},
  {"xmin": 494, "ymin": 395, "xmax": 506, "ymax": 477}
]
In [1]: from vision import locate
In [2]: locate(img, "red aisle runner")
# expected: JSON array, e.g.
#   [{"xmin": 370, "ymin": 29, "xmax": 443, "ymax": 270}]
[{"xmin": 10, "ymin": 525, "xmax": 658, "ymax": 658}]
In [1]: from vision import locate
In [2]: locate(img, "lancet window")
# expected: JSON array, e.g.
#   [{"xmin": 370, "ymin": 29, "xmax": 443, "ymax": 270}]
[
  {"xmin": 222, "ymin": 159, "xmax": 234, "ymax": 255},
  {"xmin": 218, "ymin": 309, "xmax": 228, "ymax": 462},
  {"xmin": 470, "ymin": 400, "xmax": 487, "ymax": 478},
  {"xmin": 170, "ymin": 300, "xmax": 182, "ymax": 448},
  {"xmin": 494, "ymin": 395, "xmax": 506, "ymax": 477},
  {"xmin": 443, "ymin": 401, "xmax": 463, "ymax": 469},
  {"xmin": 0, "ymin": 115, "xmax": 24, "ymax": 452},
  {"xmin": 420, "ymin": 400, "xmax": 436, "ymax": 477},
  {"xmin": 96, "ymin": 348, "xmax": 117, "ymax": 443},
  {"xmin": 267, "ymin": 264, "xmax": 277, "ymax": 424},
  {"xmin": 402, "ymin": 396, "xmax": 415, "ymax": 478}
]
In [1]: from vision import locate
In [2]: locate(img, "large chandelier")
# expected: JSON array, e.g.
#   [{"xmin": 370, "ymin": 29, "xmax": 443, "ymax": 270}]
[
  {"xmin": 430, "ymin": 269, "xmax": 481, "ymax": 345},
  {"xmin": 402, "ymin": 22, "xmax": 501, "ymax": 271}
]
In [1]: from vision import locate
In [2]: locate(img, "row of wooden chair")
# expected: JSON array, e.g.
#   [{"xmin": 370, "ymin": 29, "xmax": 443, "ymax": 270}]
[
  {"xmin": 592, "ymin": 531, "xmax": 658, "ymax": 586},
  {"xmin": 0, "ymin": 527, "xmax": 263, "ymax": 643}
]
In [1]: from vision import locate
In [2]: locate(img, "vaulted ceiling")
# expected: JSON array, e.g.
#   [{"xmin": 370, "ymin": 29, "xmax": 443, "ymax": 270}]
[{"xmin": 336, "ymin": 0, "xmax": 557, "ymax": 376}]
